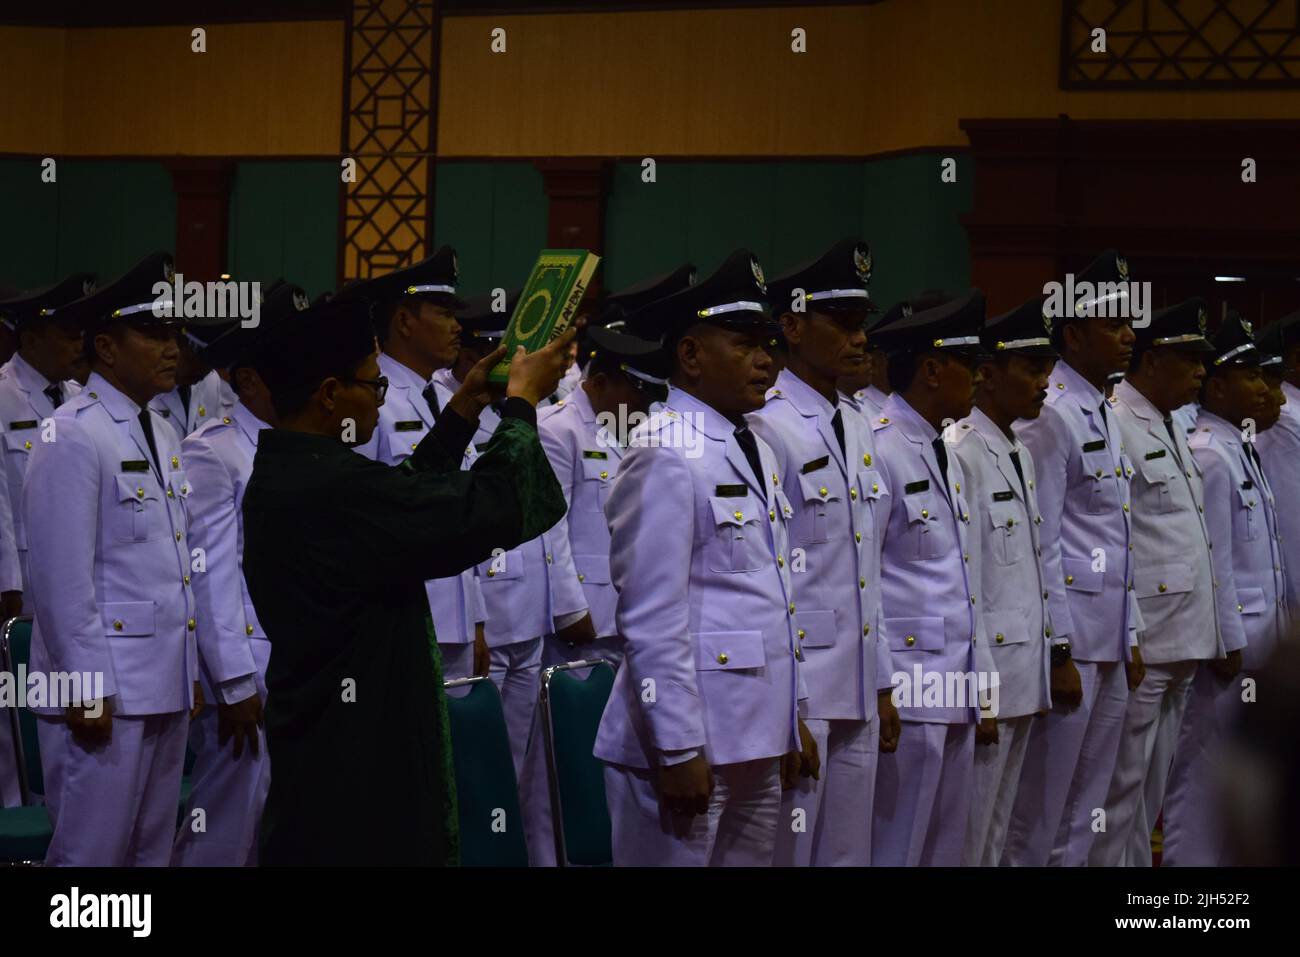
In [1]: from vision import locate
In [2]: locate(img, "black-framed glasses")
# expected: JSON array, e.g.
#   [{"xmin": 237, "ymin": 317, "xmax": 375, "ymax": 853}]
[{"xmin": 344, "ymin": 375, "xmax": 388, "ymax": 401}]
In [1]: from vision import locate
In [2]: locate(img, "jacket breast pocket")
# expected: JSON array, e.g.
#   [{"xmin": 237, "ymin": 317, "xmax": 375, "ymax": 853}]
[
  {"xmin": 901, "ymin": 495, "xmax": 941, "ymax": 562},
  {"xmin": 796, "ymin": 470, "xmax": 841, "ymax": 543},
  {"xmin": 113, "ymin": 474, "xmax": 162, "ymax": 543},
  {"xmin": 384, "ymin": 427, "xmax": 421, "ymax": 463},
  {"xmin": 705, "ymin": 495, "xmax": 768, "ymax": 573},
  {"xmin": 1139, "ymin": 459, "xmax": 1178, "ymax": 513},
  {"xmin": 857, "ymin": 469, "xmax": 886, "ymax": 538},
  {"xmin": 885, "ymin": 616, "xmax": 945, "ymax": 654},
  {"xmin": 1234, "ymin": 487, "xmax": 1261, "ymax": 541},
  {"xmin": 986, "ymin": 502, "xmax": 1023, "ymax": 567},
  {"xmin": 102, "ymin": 600, "xmax": 156, "ymax": 637},
  {"xmin": 579, "ymin": 457, "xmax": 613, "ymax": 511},
  {"xmin": 1081, "ymin": 450, "xmax": 1116, "ymax": 515},
  {"xmin": 694, "ymin": 630, "xmax": 766, "ymax": 671},
  {"xmin": 481, "ymin": 548, "xmax": 525, "ymax": 582}
]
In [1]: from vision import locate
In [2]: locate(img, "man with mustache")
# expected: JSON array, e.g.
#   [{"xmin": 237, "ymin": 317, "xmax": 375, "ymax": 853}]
[
  {"xmin": 1163, "ymin": 312, "xmax": 1289, "ymax": 865},
  {"xmin": 1091, "ymin": 296, "xmax": 1228, "ymax": 866},
  {"xmin": 947, "ymin": 294, "xmax": 1058, "ymax": 866},
  {"xmin": 1004, "ymin": 250, "xmax": 1140, "ymax": 867},
  {"xmin": 347, "ymin": 247, "xmax": 492, "ymax": 684},
  {"xmin": 867, "ymin": 289, "xmax": 996, "ymax": 866},
  {"xmin": 751, "ymin": 239, "xmax": 898, "ymax": 867},
  {"xmin": 595, "ymin": 249, "xmax": 818, "ymax": 866},
  {"xmin": 24, "ymin": 252, "xmax": 205, "ymax": 865}
]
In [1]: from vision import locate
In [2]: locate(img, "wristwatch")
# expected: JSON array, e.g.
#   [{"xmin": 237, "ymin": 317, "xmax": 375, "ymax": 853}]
[{"xmin": 1050, "ymin": 643, "xmax": 1073, "ymax": 668}]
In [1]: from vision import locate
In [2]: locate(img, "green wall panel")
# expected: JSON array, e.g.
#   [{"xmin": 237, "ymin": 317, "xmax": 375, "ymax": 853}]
[
  {"xmin": 603, "ymin": 154, "xmax": 973, "ymax": 305},
  {"xmin": 433, "ymin": 161, "xmax": 547, "ymax": 297},
  {"xmin": 0, "ymin": 160, "xmax": 174, "ymax": 292},
  {"xmin": 226, "ymin": 161, "xmax": 339, "ymax": 300}
]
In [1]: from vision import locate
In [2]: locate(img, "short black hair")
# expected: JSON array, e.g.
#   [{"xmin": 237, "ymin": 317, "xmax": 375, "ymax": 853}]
[
  {"xmin": 375, "ymin": 296, "xmax": 418, "ymax": 347},
  {"xmin": 886, "ymin": 350, "xmax": 923, "ymax": 393},
  {"xmin": 264, "ymin": 350, "xmax": 370, "ymax": 420}
]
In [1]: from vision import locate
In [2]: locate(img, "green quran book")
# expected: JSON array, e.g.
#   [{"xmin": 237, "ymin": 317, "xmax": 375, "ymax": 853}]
[{"xmin": 487, "ymin": 249, "xmax": 601, "ymax": 384}]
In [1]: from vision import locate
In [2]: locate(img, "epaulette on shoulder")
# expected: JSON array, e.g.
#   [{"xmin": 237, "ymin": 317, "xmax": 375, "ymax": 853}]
[{"xmin": 947, "ymin": 420, "xmax": 977, "ymax": 446}]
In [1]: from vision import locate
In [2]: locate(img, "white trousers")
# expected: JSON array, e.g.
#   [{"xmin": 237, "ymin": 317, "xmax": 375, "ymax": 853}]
[
  {"xmin": 1088, "ymin": 659, "xmax": 1196, "ymax": 867},
  {"xmin": 604, "ymin": 756, "xmax": 782, "ymax": 867},
  {"xmin": 37, "ymin": 711, "xmax": 188, "ymax": 866},
  {"xmin": 872, "ymin": 720, "xmax": 974, "ymax": 866},
  {"xmin": 963, "ymin": 714, "xmax": 1034, "ymax": 867},
  {"xmin": 773, "ymin": 716, "xmax": 878, "ymax": 867},
  {"xmin": 1002, "ymin": 659, "xmax": 1128, "ymax": 866}
]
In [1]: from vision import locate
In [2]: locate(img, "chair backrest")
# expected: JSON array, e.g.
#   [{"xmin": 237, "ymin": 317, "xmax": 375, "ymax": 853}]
[
  {"xmin": 540, "ymin": 660, "xmax": 615, "ymax": 866},
  {"xmin": 0, "ymin": 617, "xmax": 42, "ymax": 803},
  {"xmin": 444, "ymin": 677, "xmax": 528, "ymax": 867}
]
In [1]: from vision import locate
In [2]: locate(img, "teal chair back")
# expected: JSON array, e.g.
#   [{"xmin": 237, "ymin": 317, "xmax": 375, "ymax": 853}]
[
  {"xmin": 0, "ymin": 806, "xmax": 52, "ymax": 864},
  {"xmin": 540, "ymin": 660, "xmax": 615, "ymax": 866},
  {"xmin": 445, "ymin": 677, "xmax": 528, "ymax": 867},
  {"xmin": 1, "ymin": 617, "xmax": 42, "ymax": 802}
]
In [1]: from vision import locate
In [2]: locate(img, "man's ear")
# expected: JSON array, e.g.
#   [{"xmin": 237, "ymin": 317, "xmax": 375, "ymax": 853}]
[
  {"xmin": 318, "ymin": 377, "xmax": 341, "ymax": 412},
  {"xmin": 1061, "ymin": 320, "xmax": 1084, "ymax": 356},
  {"xmin": 779, "ymin": 311, "xmax": 801, "ymax": 346},
  {"xmin": 93, "ymin": 331, "xmax": 116, "ymax": 368},
  {"xmin": 921, "ymin": 354, "xmax": 943, "ymax": 389},
  {"xmin": 676, "ymin": 334, "xmax": 703, "ymax": 381},
  {"xmin": 391, "ymin": 303, "xmax": 415, "ymax": 340}
]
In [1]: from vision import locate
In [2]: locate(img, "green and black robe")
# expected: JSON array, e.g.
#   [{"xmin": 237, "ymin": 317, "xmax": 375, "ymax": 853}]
[{"xmin": 242, "ymin": 399, "xmax": 564, "ymax": 865}]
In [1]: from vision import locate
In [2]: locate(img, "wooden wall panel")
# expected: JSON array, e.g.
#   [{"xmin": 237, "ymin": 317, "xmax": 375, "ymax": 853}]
[
  {"xmin": 0, "ymin": 21, "xmax": 343, "ymax": 156},
  {"xmin": 437, "ymin": 2, "xmax": 1300, "ymax": 158},
  {"xmin": 0, "ymin": 28, "xmax": 67, "ymax": 154}
]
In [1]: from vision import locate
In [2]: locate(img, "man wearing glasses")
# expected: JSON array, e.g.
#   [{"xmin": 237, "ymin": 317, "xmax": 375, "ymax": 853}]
[{"xmin": 242, "ymin": 297, "xmax": 573, "ymax": 865}]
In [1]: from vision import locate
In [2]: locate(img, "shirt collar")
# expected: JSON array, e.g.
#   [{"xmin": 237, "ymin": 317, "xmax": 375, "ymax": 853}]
[
  {"xmin": 881, "ymin": 392, "xmax": 939, "ymax": 442},
  {"xmin": 84, "ymin": 371, "xmax": 143, "ymax": 420},
  {"xmin": 968, "ymin": 405, "xmax": 1021, "ymax": 456},
  {"xmin": 775, "ymin": 368, "xmax": 837, "ymax": 418},
  {"xmin": 664, "ymin": 384, "xmax": 743, "ymax": 441},
  {"xmin": 232, "ymin": 400, "xmax": 270, "ymax": 446},
  {"xmin": 9, "ymin": 352, "xmax": 60, "ymax": 394},
  {"xmin": 378, "ymin": 353, "xmax": 433, "ymax": 393},
  {"xmin": 1053, "ymin": 359, "xmax": 1105, "ymax": 409},
  {"xmin": 1114, "ymin": 378, "xmax": 1163, "ymax": 423}
]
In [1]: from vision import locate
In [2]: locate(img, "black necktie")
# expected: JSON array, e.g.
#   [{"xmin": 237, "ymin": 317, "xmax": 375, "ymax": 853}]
[
  {"xmin": 932, "ymin": 436, "xmax": 949, "ymax": 488},
  {"xmin": 1097, "ymin": 400, "xmax": 1111, "ymax": 444},
  {"xmin": 43, "ymin": 383, "xmax": 62, "ymax": 409},
  {"xmin": 1246, "ymin": 442, "xmax": 1264, "ymax": 480},
  {"xmin": 138, "ymin": 409, "xmax": 161, "ymax": 475},
  {"xmin": 422, "ymin": 383, "xmax": 441, "ymax": 420},
  {"xmin": 733, "ymin": 426, "xmax": 766, "ymax": 492},
  {"xmin": 830, "ymin": 408, "xmax": 846, "ymax": 459},
  {"xmin": 1162, "ymin": 416, "xmax": 1184, "ymax": 465},
  {"xmin": 1008, "ymin": 448, "xmax": 1029, "ymax": 500},
  {"xmin": 178, "ymin": 384, "xmax": 192, "ymax": 417}
]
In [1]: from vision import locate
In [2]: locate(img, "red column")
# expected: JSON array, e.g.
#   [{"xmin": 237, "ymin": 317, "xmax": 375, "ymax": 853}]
[
  {"xmin": 536, "ymin": 159, "xmax": 611, "ymax": 297},
  {"xmin": 165, "ymin": 159, "xmax": 234, "ymax": 282}
]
